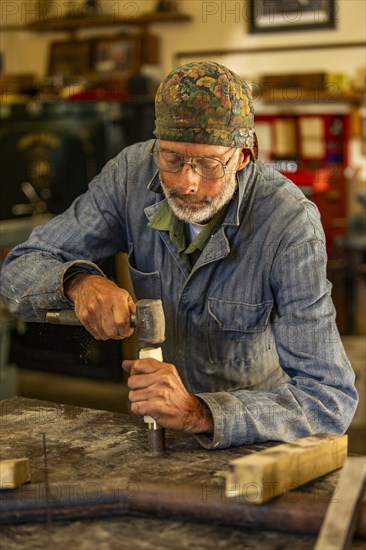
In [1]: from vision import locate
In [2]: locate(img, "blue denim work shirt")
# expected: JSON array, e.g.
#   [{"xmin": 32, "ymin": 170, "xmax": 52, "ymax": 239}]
[{"xmin": 0, "ymin": 140, "xmax": 358, "ymax": 449}]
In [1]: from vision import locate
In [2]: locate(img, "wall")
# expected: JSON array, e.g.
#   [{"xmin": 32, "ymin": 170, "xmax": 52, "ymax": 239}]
[
  {"xmin": 161, "ymin": 0, "xmax": 365, "ymax": 82},
  {"xmin": 1, "ymin": 0, "xmax": 365, "ymax": 82}
]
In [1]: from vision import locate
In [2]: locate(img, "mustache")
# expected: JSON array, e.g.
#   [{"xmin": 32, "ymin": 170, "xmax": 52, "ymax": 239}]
[{"xmin": 166, "ymin": 189, "xmax": 211, "ymax": 205}]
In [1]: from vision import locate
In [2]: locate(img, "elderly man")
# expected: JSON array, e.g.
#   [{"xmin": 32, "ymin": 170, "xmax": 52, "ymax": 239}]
[{"xmin": 0, "ymin": 62, "xmax": 358, "ymax": 449}]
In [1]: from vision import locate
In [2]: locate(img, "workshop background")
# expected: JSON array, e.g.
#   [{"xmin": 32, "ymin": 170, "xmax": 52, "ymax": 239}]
[{"xmin": 0, "ymin": 0, "xmax": 365, "ymax": 454}]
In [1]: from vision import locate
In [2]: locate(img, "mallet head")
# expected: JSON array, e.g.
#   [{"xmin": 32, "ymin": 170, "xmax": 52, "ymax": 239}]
[{"xmin": 132, "ymin": 299, "xmax": 165, "ymax": 344}]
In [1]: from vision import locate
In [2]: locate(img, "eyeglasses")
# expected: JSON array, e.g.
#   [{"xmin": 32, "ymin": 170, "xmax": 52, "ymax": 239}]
[{"xmin": 149, "ymin": 142, "xmax": 237, "ymax": 179}]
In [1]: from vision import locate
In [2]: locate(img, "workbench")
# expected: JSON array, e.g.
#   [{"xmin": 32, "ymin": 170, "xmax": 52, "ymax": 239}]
[{"xmin": 1, "ymin": 397, "xmax": 365, "ymax": 549}]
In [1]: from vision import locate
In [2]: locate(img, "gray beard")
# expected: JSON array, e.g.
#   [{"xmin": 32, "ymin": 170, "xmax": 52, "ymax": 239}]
[{"xmin": 160, "ymin": 172, "xmax": 238, "ymax": 224}]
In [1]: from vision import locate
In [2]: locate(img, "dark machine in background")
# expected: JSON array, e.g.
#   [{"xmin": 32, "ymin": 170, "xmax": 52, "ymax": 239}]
[
  {"xmin": 0, "ymin": 99, "xmax": 155, "ymax": 380},
  {"xmin": 0, "ymin": 100, "xmax": 155, "ymax": 219}
]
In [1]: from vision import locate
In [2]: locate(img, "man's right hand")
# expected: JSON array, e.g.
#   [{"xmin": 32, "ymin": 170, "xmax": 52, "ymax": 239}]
[{"xmin": 64, "ymin": 274, "xmax": 136, "ymax": 340}]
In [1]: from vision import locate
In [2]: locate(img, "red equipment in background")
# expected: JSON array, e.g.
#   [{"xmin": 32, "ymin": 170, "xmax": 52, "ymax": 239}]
[{"xmin": 255, "ymin": 112, "xmax": 350, "ymax": 259}]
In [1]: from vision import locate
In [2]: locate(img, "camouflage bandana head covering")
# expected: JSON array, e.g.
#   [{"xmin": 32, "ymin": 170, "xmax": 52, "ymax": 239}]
[{"xmin": 154, "ymin": 61, "xmax": 258, "ymax": 158}]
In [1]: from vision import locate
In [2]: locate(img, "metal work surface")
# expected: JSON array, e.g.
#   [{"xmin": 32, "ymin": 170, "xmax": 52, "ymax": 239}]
[{"xmin": 0, "ymin": 397, "xmax": 365, "ymax": 550}]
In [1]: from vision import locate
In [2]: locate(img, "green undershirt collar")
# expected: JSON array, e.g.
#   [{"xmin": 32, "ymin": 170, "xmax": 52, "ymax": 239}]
[{"xmin": 148, "ymin": 201, "xmax": 228, "ymax": 270}]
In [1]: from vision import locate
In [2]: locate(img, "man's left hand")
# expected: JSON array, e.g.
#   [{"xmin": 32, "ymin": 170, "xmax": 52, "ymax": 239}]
[{"xmin": 122, "ymin": 358, "xmax": 214, "ymax": 434}]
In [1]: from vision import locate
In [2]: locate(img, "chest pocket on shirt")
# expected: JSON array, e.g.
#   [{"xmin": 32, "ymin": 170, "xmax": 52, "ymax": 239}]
[
  {"xmin": 127, "ymin": 246, "xmax": 162, "ymax": 301},
  {"xmin": 207, "ymin": 297, "xmax": 273, "ymax": 364}
]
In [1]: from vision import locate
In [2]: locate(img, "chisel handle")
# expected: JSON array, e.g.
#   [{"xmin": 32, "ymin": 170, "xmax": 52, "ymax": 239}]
[{"xmin": 139, "ymin": 346, "xmax": 165, "ymax": 453}]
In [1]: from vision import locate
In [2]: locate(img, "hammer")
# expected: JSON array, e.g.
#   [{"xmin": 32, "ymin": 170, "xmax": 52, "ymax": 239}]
[
  {"xmin": 46, "ymin": 299, "xmax": 165, "ymax": 345},
  {"xmin": 46, "ymin": 299, "xmax": 166, "ymax": 452}
]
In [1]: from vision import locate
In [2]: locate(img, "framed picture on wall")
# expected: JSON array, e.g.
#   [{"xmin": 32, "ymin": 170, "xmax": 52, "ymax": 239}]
[
  {"xmin": 248, "ymin": 0, "xmax": 336, "ymax": 34},
  {"xmin": 48, "ymin": 40, "xmax": 92, "ymax": 77},
  {"xmin": 92, "ymin": 36, "xmax": 141, "ymax": 76}
]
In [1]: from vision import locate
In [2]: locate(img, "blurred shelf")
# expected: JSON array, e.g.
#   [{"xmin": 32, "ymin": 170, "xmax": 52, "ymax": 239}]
[
  {"xmin": 26, "ymin": 12, "xmax": 192, "ymax": 33},
  {"xmin": 261, "ymin": 90, "xmax": 366, "ymax": 105}
]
